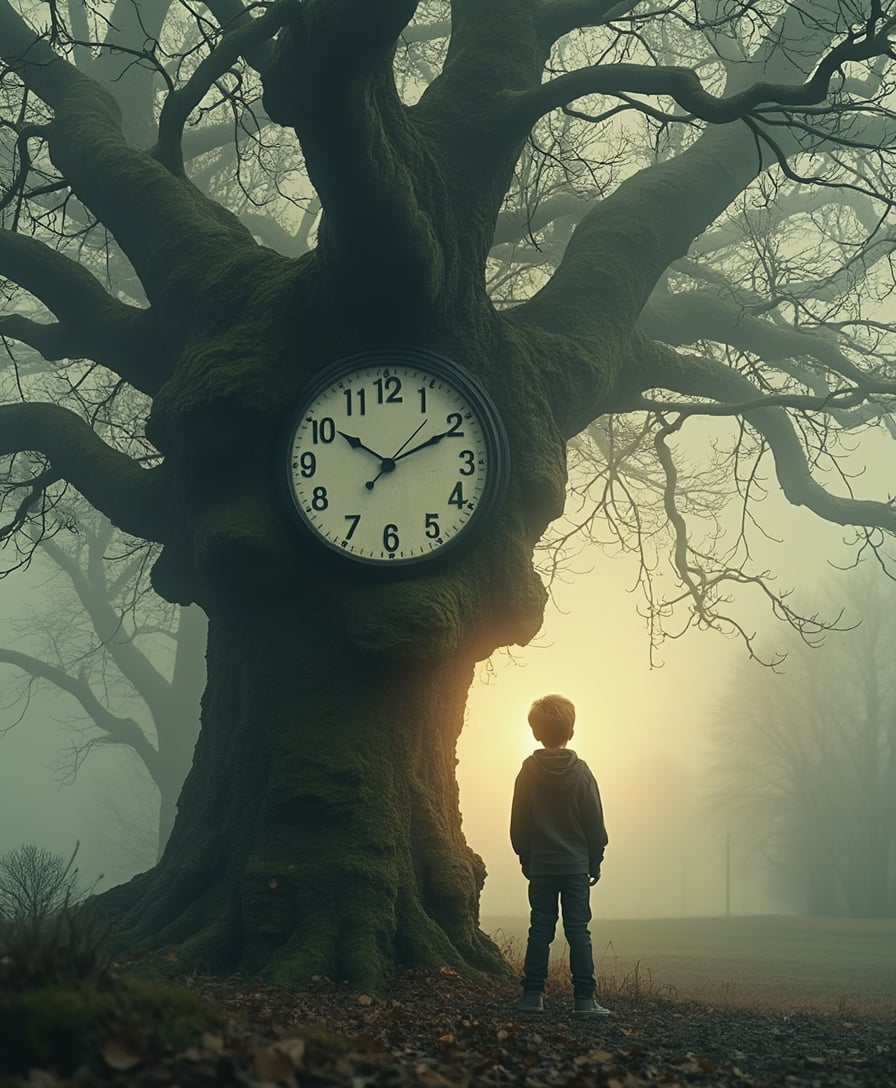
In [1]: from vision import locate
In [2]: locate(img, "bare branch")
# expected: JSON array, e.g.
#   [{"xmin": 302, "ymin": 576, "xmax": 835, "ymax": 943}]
[
  {"xmin": 0, "ymin": 404, "xmax": 169, "ymax": 542},
  {"xmin": 0, "ymin": 230, "xmax": 163, "ymax": 392},
  {"xmin": 536, "ymin": 0, "xmax": 640, "ymax": 46},
  {"xmin": 647, "ymin": 345, "xmax": 896, "ymax": 533},
  {"xmin": 506, "ymin": 21, "xmax": 896, "ymax": 138},
  {"xmin": 155, "ymin": 2, "xmax": 289, "ymax": 173},
  {"xmin": 38, "ymin": 532, "xmax": 176, "ymax": 712},
  {"xmin": 0, "ymin": 648, "xmax": 161, "ymax": 780},
  {"xmin": 639, "ymin": 289, "xmax": 870, "ymax": 384},
  {"xmin": 0, "ymin": 1, "xmax": 259, "ymax": 306},
  {"xmin": 203, "ymin": 0, "xmax": 278, "ymax": 72}
]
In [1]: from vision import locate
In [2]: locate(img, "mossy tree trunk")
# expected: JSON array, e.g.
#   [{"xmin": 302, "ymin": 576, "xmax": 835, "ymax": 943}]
[
  {"xmin": 4, "ymin": 0, "xmax": 896, "ymax": 983},
  {"xmin": 104, "ymin": 599, "xmax": 505, "ymax": 986}
]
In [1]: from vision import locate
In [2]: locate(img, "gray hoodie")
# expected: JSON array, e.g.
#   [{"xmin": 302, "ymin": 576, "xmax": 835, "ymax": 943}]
[{"xmin": 510, "ymin": 748, "xmax": 608, "ymax": 877}]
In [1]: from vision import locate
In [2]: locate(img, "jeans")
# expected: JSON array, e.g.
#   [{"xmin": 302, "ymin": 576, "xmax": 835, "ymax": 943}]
[{"xmin": 522, "ymin": 873, "xmax": 595, "ymax": 997}]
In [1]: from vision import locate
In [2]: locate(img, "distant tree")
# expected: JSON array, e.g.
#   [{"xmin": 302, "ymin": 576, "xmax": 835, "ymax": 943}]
[
  {"xmin": 707, "ymin": 569, "xmax": 896, "ymax": 918},
  {"xmin": 3, "ymin": 1, "xmax": 896, "ymax": 986},
  {"xmin": 0, "ymin": 509, "xmax": 206, "ymax": 858},
  {"xmin": 0, "ymin": 842, "xmax": 81, "ymax": 923}
]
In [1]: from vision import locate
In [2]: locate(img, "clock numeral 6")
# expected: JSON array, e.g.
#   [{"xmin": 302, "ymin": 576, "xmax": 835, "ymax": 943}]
[
  {"xmin": 383, "ymin": 524, "xmax": 400, "ymax": 552},
  {"xmin": 424, "ymin": 513, "xmax": 440, "ymax": 539}
]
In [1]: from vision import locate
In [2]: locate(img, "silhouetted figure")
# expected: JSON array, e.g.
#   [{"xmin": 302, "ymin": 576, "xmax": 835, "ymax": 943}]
[{"xmin": 510, "ymin": 694, "xmax": 610, "ymax": 1016}]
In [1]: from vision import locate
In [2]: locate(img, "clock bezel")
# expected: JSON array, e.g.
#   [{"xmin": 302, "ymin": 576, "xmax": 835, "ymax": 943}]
[{"xmin": 282, "ymin": 348, "xmax": 511, "ymax": 569}]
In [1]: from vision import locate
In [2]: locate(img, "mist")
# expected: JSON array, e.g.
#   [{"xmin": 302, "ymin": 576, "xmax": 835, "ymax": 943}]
[{"xmin": 3, "ymin": 470, "xmax": 886, "ymax": 924}]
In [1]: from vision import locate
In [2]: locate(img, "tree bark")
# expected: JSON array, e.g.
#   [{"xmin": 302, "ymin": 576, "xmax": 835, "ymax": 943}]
[{"xmin": 101, "ymin": 595, "xmax": 505, "ymax": 986}]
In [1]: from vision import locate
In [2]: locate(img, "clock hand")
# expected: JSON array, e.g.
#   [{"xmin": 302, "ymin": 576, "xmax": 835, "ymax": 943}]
[
  {"xmin": 338, "ymin": 431, "xmax": 388, "ymax": 461},
  {"xmin": 392, "ymin": 427, "xmax": 454, "ymax": 462},
  {"xmin": 389, "ymin": 419, "xmax": 428, "ymax": 459},
  {"xmin": 365, "ymin": 419, "xmax": 428, "ymax": 490}
]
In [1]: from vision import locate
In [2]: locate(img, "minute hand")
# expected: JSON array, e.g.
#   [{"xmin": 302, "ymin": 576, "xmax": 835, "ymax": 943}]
[{"xmin": 393, "ymin": 428, "xmax": 455, "ymax": 462}]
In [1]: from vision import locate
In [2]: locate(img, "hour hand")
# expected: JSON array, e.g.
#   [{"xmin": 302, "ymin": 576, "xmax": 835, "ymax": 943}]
[{"xmin": 338, "ymin": 431, "xmax": 387, "ymax": 461}]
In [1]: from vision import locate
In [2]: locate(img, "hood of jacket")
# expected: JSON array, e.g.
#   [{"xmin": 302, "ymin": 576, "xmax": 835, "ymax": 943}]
[{"xmin": 528, "ymin": 747, "xmax": 583, "ymax": 790}]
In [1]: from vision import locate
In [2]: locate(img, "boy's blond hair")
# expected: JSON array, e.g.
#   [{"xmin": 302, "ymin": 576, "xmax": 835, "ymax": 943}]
[{"xmin": 528, "ymin": 694, "xmax": 576, "ymax": 748}]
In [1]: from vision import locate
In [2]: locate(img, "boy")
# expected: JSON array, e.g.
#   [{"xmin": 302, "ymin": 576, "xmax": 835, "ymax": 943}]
[{"xmin": 510, "ymin": 694, "xmax": 610, "ymax": 1016}]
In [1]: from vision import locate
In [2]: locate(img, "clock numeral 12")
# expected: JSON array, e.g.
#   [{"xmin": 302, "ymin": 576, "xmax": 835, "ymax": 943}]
[{"xmin": 374, "ymin": 376, "xmax": 403, "ymax": 404}]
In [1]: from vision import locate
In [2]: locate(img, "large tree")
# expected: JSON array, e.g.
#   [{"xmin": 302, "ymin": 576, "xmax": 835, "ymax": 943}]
[{"xmin": 3, "ymin": 1, "xmax": 896, "ymax": 985}]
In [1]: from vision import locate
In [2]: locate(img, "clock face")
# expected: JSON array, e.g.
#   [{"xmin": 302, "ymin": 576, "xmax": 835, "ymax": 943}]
[{"xmin": 284, "ymin": 350, "xmax": 510, "ymax": 567}]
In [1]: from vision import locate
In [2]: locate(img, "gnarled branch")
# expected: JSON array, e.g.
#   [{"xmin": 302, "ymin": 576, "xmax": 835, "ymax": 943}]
[
  {"xmin": 155, "ymin": 2, "xmax": 289, "ymax": 172},
  {"xmin": 506, "ymin": 17, "xmax": 896, "ymax": 139},
  {"xmin": 536, "ymin": 0, "xmax": 639, "ymax": 46},
  {"xmin": 647, "ymin": 346, "xmax": 896, "ymax": 533},
  {"xmin": 0, "ymin": 230, "xmax": 163, "ymax": 392},
  {"xmin": 0, "ymin": 404, "xmax": 169, "ymax": 542},
  {"xmin": 0, "ymin": 0, "xmax": 259, "ymax": 309},
  {"xmin": 0, "ymin": 647, "xmax": 162, "ymax": 782}
]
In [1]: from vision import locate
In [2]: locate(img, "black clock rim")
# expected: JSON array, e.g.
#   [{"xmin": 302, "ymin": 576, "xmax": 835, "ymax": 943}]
[{"xmin": 282, "ymin": 348, "xmax": 511, "ymax": 569}]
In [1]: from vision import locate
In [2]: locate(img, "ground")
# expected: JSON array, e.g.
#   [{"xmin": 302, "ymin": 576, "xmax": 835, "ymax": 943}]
[{"xmin": 1, "ymin": 962, "xmax": 893, "ymax": 1087}]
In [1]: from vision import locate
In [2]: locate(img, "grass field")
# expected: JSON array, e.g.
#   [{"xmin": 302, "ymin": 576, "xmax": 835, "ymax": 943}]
[{"xmin": 482, "ymin": 914, "xmax": 896, "ymax": 1016}]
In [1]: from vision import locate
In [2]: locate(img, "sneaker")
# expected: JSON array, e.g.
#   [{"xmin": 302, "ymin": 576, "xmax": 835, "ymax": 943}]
[
  {"xmin": 513, "ymin": 991, "xmax": 545, "ymax": 1013},
  {"xmin": 573, "ymin": 995, "xmax": 612, "ymax": 1016}
]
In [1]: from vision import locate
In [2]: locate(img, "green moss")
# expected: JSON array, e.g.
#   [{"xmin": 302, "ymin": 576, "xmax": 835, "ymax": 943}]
[
  {"xmin": 0, "ymin": 979, "xmax": 219, "ymax": 1073},
  {"xmin": 0, "ymin": 987, "xmax": 113, "ymax": 1070}
]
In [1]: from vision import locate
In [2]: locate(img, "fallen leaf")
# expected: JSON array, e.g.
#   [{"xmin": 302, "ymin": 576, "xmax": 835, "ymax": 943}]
[
  {"xmin": 100, "ymin": 1039, "xmax": 142, "ymax": 1071},
  {"xmin": 253, "ymin": 1038, "xmax": 306, "ymax": 1081},
  {"xmin": 201, "ymin": 1032, "xmax": 225, "ymax": 1054},
  {"xmin": 414, "ymin": 1064, "xmax": 453, "ymax": 1088},
  {"xmin": 358, "ymin": 993, "xmax": 374, "ymax": 1006}
]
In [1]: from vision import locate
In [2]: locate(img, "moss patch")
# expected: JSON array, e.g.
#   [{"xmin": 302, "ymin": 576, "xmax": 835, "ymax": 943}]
[{"xmin": 0, "ymin": 978, "xmax": 221, "ymax": 1074}]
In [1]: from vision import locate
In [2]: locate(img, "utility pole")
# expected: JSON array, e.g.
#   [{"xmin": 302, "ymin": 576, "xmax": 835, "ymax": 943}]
[{"xmin": 725, "ymin": 832, "xmax": 731, "ymax": 918}]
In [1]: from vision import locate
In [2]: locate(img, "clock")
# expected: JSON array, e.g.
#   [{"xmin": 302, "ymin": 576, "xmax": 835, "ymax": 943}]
[{"xmin": 284, "ymin": 349, "xmax": 510, "ymax": 567}]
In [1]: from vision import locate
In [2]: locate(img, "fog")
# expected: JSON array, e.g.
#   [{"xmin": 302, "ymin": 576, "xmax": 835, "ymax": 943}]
[{"xmin": 0, "ymin": 471, "xmax": 872, "ymax": 922}]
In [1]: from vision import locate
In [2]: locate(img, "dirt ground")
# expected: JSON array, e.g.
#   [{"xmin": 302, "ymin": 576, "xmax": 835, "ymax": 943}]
[{"xmin": 2, "ymin": 964, "xmax": 893, "ymax": 1087}]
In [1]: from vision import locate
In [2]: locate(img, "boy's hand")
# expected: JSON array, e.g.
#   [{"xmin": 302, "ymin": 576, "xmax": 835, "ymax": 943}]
[{"xmin": 588, "ymin": 872, "xmax": 600, "ymax": 886}]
